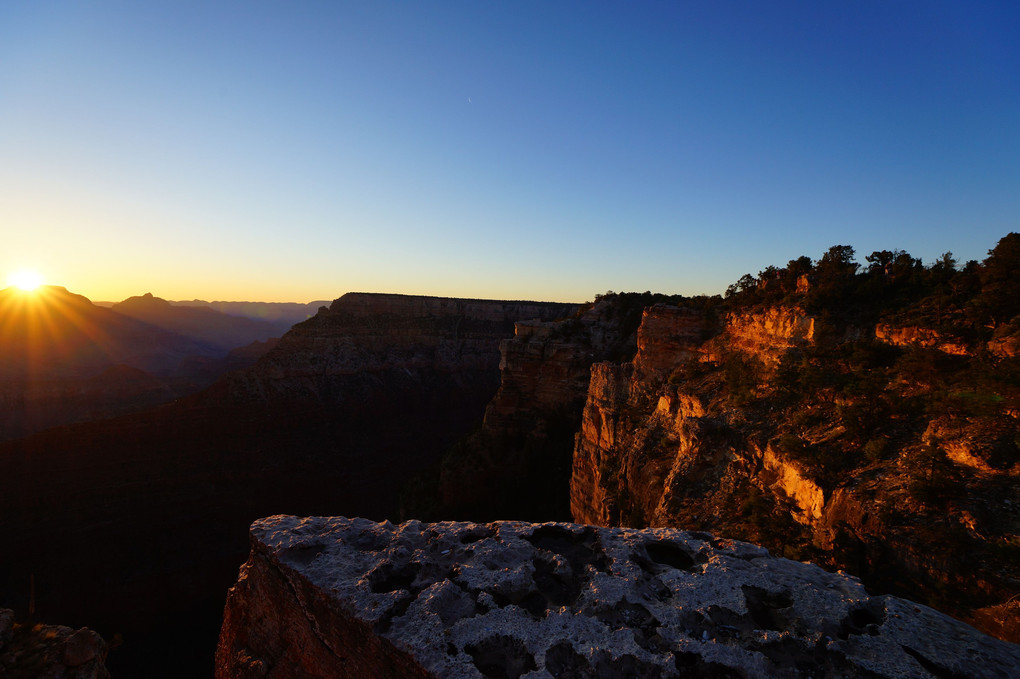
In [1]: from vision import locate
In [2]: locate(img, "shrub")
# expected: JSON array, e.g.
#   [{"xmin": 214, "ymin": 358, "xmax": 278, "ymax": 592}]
[{"xmin": 863, "ymin": 437, "xmax": 888, "ymax": 462}]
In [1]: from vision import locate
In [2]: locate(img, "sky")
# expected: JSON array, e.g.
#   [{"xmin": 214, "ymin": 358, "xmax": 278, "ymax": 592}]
[{"xmin": 1, "ymin": 2, "xmax": 1018, "ymax": 303}]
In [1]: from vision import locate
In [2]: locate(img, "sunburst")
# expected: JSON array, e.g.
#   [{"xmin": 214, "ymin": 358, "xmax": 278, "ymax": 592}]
[{"xmin": 7, "ymin": 269, "xmax": 44, "ymax": 292}]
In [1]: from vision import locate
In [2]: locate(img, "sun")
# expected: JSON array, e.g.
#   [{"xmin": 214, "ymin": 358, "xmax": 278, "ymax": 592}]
[{"xmin": 7, "ymin": 269, "xmax": 45, "ymax": 292}]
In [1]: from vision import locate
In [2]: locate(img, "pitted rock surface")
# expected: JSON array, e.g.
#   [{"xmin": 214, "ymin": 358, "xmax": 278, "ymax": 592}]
[{"xmin": 216, "ymin": 516, "xmax": 1020, "ymax": 679}]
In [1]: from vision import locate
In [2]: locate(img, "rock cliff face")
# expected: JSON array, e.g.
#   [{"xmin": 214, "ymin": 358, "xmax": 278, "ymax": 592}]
[
  {"xmin": 569, "ymin": 303, "xmax": 1020, "ymax": 642},
  {"xmin": 220, "ymin": 293, "xmax": 575, "ymax": 406},
  {"xmin": 216, "ymin": 515, "xmax": 1020, "ymax": 679},
  {"xmin": 425, "ymin": 294, "xmax": 683, "ymax": 521},
  {"xmin": 0, "ymin": 292, "xmax": 573, "ymax": 678},
  {"xmin": 875, "ymin": 323, "xmax": 971, "ymax": 356}
]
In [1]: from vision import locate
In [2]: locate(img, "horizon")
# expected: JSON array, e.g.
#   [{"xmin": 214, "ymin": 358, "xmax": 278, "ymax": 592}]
[{"xmin": 2, "ymin": 2, "xmax": 1018, "ymax": 303}]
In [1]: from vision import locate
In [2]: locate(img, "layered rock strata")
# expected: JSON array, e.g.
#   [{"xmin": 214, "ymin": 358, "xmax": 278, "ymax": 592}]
[
  {"xmin": 222, "ymin": 292, "xmax": 577, "ymax": 405},
  {"xmin": 569, "ymin": 303, "xmax": 1020, "ymax": 641},
  {"xmin": 431, "ymin": 294, "xmax": 678, "ymax": 521},
  {"xmin": 217, "ymin": 516, "xmax": 1020, "ymax": 679}
]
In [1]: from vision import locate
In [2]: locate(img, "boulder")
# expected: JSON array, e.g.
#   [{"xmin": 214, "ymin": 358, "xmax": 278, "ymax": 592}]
[{"xmin": 217, "ymin": 516, "xmax": 1020, "ymax": 678}]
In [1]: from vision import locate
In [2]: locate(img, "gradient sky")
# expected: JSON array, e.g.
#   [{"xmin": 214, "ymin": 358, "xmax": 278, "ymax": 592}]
[{"xmin": 2, "ymin": 2, "xmax": 1018, "ymax": 303}]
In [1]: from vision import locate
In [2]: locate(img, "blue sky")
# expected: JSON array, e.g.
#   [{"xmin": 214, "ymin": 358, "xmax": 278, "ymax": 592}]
[{"xmin": 1, "ymin": 1, "xmax": 1017, "ymax": 302}]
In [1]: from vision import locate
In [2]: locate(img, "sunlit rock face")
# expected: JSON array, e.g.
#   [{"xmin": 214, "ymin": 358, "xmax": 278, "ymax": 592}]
[
  {"xmin": 567, "ymin": 302, "xmax": 1019, "ymax": 642},
  {"xmin": 721, "ymin": 307, "xmax": 815, "ymax": 368},
  {"xmin": 216, "ymin": 516, "xmax": 1020, "ymax": 679},
  {"xmin": 875, "ymin": 323, "xmax": 971, "ymax": 356},
  {"xmin": 433, "ymin": 298, "xmax": 643, "ymax": 521}
]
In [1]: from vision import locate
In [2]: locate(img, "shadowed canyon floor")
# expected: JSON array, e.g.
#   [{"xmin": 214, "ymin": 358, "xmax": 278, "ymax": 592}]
[{"xmin": 0, "ymin": 293, "xmax": 575, "ymax": 677}]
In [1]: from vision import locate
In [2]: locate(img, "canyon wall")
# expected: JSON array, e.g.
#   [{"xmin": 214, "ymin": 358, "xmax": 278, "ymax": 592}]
[
  {"xmin": 568, "ymin": 303, "xmax": 1020, "ymax": 642},
  {"xmin": 0, "ymin": 292, "xmax": 573, "ymax": 677},
  {"xmin": 216, "ymin": 515, "xmax": 1020, "ymax": 679},
  {"xmin": 420, "ymin": 293, "xmax": 693, "ymax": 521}
]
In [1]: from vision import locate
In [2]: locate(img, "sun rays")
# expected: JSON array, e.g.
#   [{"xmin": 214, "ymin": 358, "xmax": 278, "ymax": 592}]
[
  {"xmin": 0, "ymin": 283, "xmax": 117, "ymax": 379},
  {"xmin": 7, "ymin": 269, "xmax": 45, "ymax": 292}
]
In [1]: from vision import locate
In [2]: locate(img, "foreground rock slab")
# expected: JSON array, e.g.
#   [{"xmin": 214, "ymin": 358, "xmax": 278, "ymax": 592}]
[{"xmin": 217, "ymin": 516, "xmax": 1020, "ymax": 679}]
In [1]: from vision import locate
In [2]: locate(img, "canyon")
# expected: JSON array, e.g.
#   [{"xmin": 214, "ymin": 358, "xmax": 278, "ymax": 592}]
[
  {"xmin": 0, "ymin": 292, "xmax": 575, "ymax": 676},
  {"xmin": 2, "ymin": 236, "xmax": 1020, "ymax": 675}
]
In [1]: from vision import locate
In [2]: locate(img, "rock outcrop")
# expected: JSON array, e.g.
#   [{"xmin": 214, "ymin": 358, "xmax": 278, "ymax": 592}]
[
  {"xmin": 569, "ymin": 302, "xmax": 1020, "ymax": 642},
  {"xmin": 217, "ymin": 516, "xmax": 1020, "ymax": 679},
  {"xmin": 875, "ymin": 323, "xmax": 971, "ymax": 356},
  {"xmin": 219, "ymin": 293, "xmax": 576, "ymax": 406},
  {"xmin": 0, "ymin": 609, "xmax": 109, "ymax": 679},
  {"xmin": 432, "ymin": 299, "xmax": 635, "ymax": 520}
]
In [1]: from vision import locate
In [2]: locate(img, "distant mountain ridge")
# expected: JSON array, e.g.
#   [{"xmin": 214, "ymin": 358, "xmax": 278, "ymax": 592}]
[
  {"xmin": 112, "ymin": 293, "xmax": 293, "ymax": 352},
  {"xmin": 0, "ymin": 287, "xmax": 283, "ymax": 441},
  {"xmin": 0, "ymin": 286, "xmax": 218, "ymax": 379},
  {"xmin": 169, "ymin": 299, "xmax": 327, "ymax": 325}
]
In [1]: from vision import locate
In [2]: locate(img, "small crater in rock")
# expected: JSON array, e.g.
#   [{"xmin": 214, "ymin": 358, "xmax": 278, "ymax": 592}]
[
  {"xmin": 460, "ymin": 528, "xmax": 494, "ymax": 543},
  {"xmin": 532, "ymin": 556, "xmax": 580, "ymax": 609},
  {"xmin": 525, "ymin": 525, "xmax": 609, "ymax": 574},
  {"xmin": 372, "ymin": 592, "xmax": 414, "ymax": 634},
  {"xmin": 368, "ymin": 561, "xmax": 421, "ymax": 593},
  {"xmin": 544, "ymin": 641, "xmax": 591, "ymax": 678},
  {"xmin": 353, "ymin": 531, "xmax": 387, "ymax": 551},
  {"xmin": 594, "ymin": 652, "xmax": 663, "ymax": 679},
  {"xmin": 741, "ymin": 585, "xmax": 793, "ymax": 632},
  {"xmin": 465, "ymin": 635, "xmax": 536, "ymax": 679},
  {"xmin": 838, "ymin": 600, "xmax": 887, "ymax": 639},
  {"xmin": 674, "ymin": 651, "xmax": 747, "ymax": 678},
  {"xmin": 281, "ymin": 543, "xmax": 326, "ymax": 566},
  {"xmin": 645, "ymin": 540, "xmax": 697, "ymax": 571},
  {"xmin": 595, "ymin": 601, "xmax": 661, "ymax": 651}
]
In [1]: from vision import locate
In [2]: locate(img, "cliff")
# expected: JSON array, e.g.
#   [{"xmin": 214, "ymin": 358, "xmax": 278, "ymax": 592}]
[
  {"xmin": 216, "ymin": 515, "xmax": 1020, "ymax": 679},
  {"xmin": 216, "ymin": 293, "xmax": 575, "ymax": 405},
  {"xmin": 0, "ymin": 292, "xmax": 573, "ymax": 677},
  {"xmin": 417, "ymin": 293, "xmax": 696, "ymax": 521},
  {"xmin": 569, "ymin": 299, "xmax": 1020, "ymax": 641}
]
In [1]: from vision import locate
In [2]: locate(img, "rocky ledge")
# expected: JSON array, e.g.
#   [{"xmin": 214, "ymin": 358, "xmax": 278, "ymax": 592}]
[
  {"xmin": 0, "ymin": 609, "xmax": 109, "ymax": 679},
  {"xmin": 216, "ymin": 516, "xmax": 1020, "ymax": 679}
]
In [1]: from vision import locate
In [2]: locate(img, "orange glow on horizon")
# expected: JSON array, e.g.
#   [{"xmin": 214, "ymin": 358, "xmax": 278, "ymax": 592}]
[
  {"xmin": 0, "ymin": 284, "xmax": 117, "ymax": 380},
  {"xmin": 7, "ymin": 269, "xmax": 45, "ymax": 292}
]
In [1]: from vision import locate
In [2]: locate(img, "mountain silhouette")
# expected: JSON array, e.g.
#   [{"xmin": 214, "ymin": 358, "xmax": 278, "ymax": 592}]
[
  {"xmin": 112, "ymin": 293, "xmax": 292, "ymax": 353},
  {"xmin": 0, "ymin": 286, "xmax": 220, "ymax": 379}
]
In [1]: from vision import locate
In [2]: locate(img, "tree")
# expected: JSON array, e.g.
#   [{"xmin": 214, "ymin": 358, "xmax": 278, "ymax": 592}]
[
  {"xmin": 818, "ymin": 245, "xmax": 858, "ymax": 276},
  {"xmin": 976, "ymin": 233, "xmax": 1020, "ymax": 325}
]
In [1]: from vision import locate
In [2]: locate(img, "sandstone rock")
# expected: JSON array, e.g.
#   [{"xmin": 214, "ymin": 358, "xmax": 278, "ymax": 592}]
[
  {"xmin": 217, "ymin": 516, "xmax": 1020, "ymax": 679},
  {"xmin": 722, "ymin": 307, "xmax": 815, "ymax": 368},
  {"xmin": 987, "ymin": 330, "xmax": 1020, "ymax": 359},
  {"xmin": 433, "ymin": 297, "xmax": 639, "ymax": 520},
  {"xmin": 875, "ymin": 323, "xmax": 972, "ymax": 356},
  {"xmin": 631, "ymin": 305, "xmax": 711, "ymax": 387},
  {"xmin": 568, "ymin": 298, "xmax": 1019, "ymax": 643}
]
